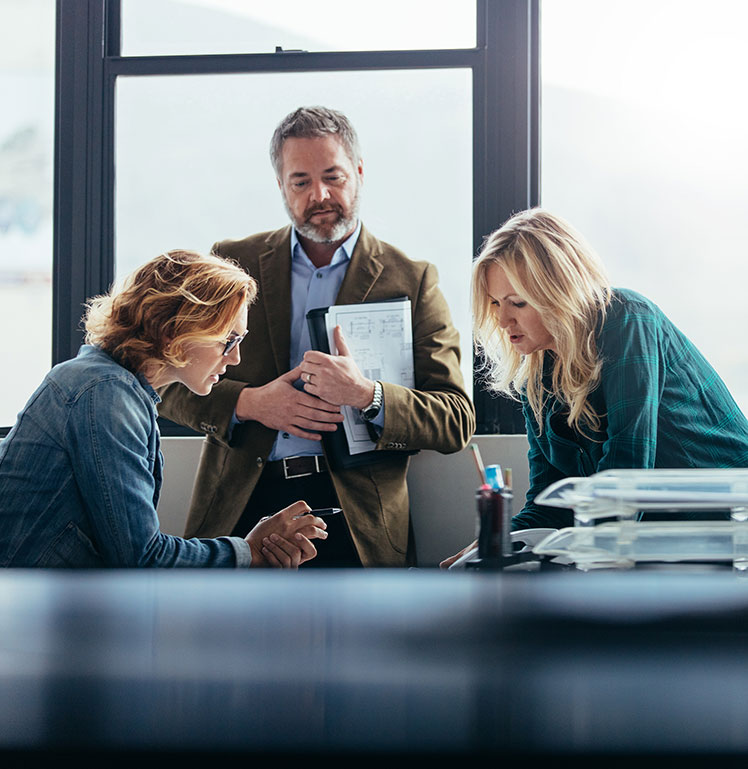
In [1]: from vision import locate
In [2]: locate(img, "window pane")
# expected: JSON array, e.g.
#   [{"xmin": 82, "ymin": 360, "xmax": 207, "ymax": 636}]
[
  {"xmin": 121, "ymin": 0, "xmax": 476, "ymax": 55},
  {"xmin": 541, "ymin": 0, "xmax": 748, "ymax": 413},
  {"xmin": 115, "ymin": 69, "xmax": 473, "ymax": 391},
  {"xmin": 0, "ymin": 0, "xmax": 54, "ymax": 427}
]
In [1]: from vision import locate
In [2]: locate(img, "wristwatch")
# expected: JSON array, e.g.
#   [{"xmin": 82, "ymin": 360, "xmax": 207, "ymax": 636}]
[{"xmin": 360, "ymin": 380, "xmax": 383, "ymax": 421}]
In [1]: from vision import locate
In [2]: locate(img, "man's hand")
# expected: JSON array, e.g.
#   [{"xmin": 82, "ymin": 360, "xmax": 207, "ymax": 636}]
[
  {"xmin": 245, "ymin": 501, "xmax": 328, "ymax": 568},
  {"xmin": 300, "ymin": 326, "xmax": 375, "ymax": 409},
  {"xmin": 235, "ymin": 364, "xmax": 345, "ymax": 440}
]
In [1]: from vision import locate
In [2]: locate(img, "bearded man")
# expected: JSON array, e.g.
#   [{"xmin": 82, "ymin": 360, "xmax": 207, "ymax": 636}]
[{"xmin": 158, "ymin": 106, "xmax": 475, "ymax": 567}]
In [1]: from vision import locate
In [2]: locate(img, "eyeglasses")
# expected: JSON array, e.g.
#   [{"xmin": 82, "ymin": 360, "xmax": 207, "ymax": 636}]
[{"xmin": 222, "ymin": 330, "xmax": 248, "ymax": 357}]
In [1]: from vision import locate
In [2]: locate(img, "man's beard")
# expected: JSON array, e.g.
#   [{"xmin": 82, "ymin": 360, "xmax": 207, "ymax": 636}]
[{"xmin": 284, "ymin": 185, "xmax": 361, "ymax": 244}]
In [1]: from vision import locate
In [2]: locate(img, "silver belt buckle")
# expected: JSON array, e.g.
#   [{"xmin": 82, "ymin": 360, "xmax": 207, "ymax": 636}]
[{"xmin": 283, "ymin": 455, "xmax": 321, "ymax": 480}]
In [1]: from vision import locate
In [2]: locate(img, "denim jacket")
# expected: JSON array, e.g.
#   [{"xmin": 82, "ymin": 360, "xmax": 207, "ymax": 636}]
[{"xmin": 0, "ymin": 345, "xmax": 251, "ymax": 567}]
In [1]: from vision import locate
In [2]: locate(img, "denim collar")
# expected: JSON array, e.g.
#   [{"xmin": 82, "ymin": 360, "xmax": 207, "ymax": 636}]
[
  {"xmin": 79, "ymin": 345, "xmax": 161, "ymax": 405},
  {"xmin": 135, "ymin": 372, "xmax": 162, "ymax": 405}
]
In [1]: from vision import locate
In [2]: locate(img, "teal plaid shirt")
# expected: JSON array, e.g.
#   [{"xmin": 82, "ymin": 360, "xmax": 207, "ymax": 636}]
[{"xmin": 513, "ymin": 288, "xmax": 748, "ymax": 530}]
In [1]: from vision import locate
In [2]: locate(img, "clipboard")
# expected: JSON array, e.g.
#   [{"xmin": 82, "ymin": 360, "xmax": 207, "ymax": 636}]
[{"xmin": 306, "ymin": 297, "xmax": 417, "ymax": 470}]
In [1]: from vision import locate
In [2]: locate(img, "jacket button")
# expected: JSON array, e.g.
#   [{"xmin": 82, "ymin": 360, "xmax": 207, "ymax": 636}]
[{"xmin": 256, "ymin": 457, "xmax": 264, "ymax": 467}]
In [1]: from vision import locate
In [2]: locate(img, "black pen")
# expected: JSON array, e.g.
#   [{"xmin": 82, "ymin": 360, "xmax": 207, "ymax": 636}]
[{"xmin": 294, "ymin": 507, "xmax": 342, "ymax": 519}]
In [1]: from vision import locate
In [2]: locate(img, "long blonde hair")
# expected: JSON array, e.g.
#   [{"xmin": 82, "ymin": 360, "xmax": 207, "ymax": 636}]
[
  {"xmin": 84, "ymin": 250, "xmax": 257, "ymax": 378},
  {"xmin": 473, "ymin": 209, "xmax": 612, "ymax": 434}
]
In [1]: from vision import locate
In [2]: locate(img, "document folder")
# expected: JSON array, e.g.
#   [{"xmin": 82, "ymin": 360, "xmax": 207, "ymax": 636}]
[{"xmin": 306, "ymin": 297, "xmax": 417, "ymax": 470}]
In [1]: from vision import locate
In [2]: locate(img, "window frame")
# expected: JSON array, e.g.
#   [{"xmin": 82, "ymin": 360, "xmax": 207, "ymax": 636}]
[{"xmin": 51, "ymin": 0, "xmax": 539, "ymax": 436}]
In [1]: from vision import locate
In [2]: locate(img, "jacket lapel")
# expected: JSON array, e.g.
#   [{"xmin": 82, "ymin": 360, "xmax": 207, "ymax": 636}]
[
  {"xmin": 336, "ymin": 225, "xmax": 384, "ymax": 304},
  {"xmin": 257, "ymin": 224, "xmax": 382, "ymax": 375},
  {"xmin": 258, "ymin": 227, "xmax": 292, "ymax": 376}
]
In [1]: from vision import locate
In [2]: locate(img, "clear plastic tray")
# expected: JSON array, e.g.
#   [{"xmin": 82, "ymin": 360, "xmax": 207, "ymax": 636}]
[
  {"xmin": 530, "ymin": 470, "xmax": 748, "ymax": 570},
  {"xmin": 533, "ymin": 520, "xmax": 744, "ymax": 570},
  {"xmin": 535, "ymin": 469, "xmax": 748, "ymax": 524}
]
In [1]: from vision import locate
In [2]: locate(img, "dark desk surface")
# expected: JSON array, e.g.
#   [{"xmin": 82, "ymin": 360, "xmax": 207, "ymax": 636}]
[{"xmin": 3, "ymin": 567, "xmax": 748, "ymax": 763}]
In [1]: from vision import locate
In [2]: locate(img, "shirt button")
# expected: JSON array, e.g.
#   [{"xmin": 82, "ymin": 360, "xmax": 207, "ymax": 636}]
[
  {"xmin": 316, "ymin": 272, "xmax": 323, "ymax": 278},
  {"xmin": 283, "ymin": 432, "xmax": 289, "ymax": 439}
]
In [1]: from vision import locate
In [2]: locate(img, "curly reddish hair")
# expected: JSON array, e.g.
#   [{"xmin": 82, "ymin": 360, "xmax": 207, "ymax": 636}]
[{"xmin": 84, "ymin": 250, "xmax": 256, "ymax": 376}]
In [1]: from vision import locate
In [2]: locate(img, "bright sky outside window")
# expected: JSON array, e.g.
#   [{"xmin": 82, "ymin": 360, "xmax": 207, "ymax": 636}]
[
  {"xmin": 0, "ymin": 0, "xmax": 54, "ymax": 427},
  {"xmin": 121, "ymin": 0, "xmax": 476, "ymax": 55},
  {"xmin": 541, "ymin": 0, "xmax": 748, "ymax": 413}
]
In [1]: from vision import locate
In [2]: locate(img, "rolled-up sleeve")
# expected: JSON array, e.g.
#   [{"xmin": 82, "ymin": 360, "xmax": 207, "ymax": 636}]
[
  {"xmin": 511, "ymin": 407, "xmax": 574, "ymax": 531},
  {"xmin": 596, "ymin": 306, "xmax": 663, "ymax": 470}
]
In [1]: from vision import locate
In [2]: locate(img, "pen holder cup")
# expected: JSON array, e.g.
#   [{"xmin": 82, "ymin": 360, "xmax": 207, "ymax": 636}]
[{"xmin": 466, "ymin": 486, "xmax": 513, "ymax": 570}]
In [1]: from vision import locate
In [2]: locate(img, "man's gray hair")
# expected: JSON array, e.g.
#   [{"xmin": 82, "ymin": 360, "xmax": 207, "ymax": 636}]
[{"xmin": 269, "ymin": 106, "xmax": 362, "ymax": 176}]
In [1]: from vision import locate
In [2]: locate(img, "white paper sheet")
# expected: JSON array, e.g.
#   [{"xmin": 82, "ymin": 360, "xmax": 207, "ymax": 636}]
[{"xmin": 324, "ymin": 299, "xmax": 414, "ymax": 455}]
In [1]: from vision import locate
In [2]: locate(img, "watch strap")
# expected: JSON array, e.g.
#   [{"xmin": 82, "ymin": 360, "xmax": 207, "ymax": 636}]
[{"xmin": 360, "ymin": 380, "xmax": 383, "ymax": 421}]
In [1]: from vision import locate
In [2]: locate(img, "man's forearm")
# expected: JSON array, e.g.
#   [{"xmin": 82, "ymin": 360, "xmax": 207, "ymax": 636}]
[
  {"xmin": 377, "ymin": 383, "xmax": 475, "ymax": 454},
  {"xmin": 157, "ymin": 378, "xmax": 246, "ymax": 442}
]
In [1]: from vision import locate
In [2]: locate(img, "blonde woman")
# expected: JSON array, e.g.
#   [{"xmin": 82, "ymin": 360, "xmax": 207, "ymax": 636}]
[
  {"xmin": 442, "ymin": 209, "xmax": 748, "ymax": 566},
  {"xmin": 0, "ymin": 250, "xmax": 326, "ymax": 568}
]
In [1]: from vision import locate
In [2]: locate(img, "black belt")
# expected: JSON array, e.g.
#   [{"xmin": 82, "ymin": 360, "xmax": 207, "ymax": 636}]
[{"xmin": 263, "ymin": 455, "xmax": 328, "ymax": 480}]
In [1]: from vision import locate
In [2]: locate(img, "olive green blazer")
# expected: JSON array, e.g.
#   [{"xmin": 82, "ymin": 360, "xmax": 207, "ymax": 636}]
[{"xmin": 158, "ymin": 225, "xmax": 475, "ymax": 566}]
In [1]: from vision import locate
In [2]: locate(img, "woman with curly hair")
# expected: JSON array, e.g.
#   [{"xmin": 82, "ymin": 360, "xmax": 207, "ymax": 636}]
[
  {"xmin": 442, "ymin": 209, "xmax": 748, "ymax": 566},
  {"xmin": 0, "ymin": 250, "xmax": 326, "ymax": 568}
]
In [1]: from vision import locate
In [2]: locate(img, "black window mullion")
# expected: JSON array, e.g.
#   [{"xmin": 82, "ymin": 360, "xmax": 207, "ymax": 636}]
[
  {"xmin": 54, "ymin": 0, "xmax": 110, "ymax": 366},
  {"xmin": 473, "ymin": 0, "xmax": 539, "ymax": 434},
  {"xmin": 105, "ymin": 47, "xmax": 482, "ymax": 77},
  {"xmin": 104, "ymin": 0, "xmax": 121, "ymax": 57}
]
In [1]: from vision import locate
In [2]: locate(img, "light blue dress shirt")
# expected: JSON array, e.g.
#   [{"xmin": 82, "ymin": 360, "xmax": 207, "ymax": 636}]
[{"xmin": 270, "ymin": 222, "xmax": 388, "ymax": 460}]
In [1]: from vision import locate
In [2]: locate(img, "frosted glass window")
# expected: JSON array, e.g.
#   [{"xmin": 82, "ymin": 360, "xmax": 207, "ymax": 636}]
[
  {"xmin": 122, "ymin": 0, "xmax": 476, "ymax": 55},
  {"xmin": 0, "ymin": 0, "xmax": 54, "ymax": 427},
  {"xmin": 541, "ymin": 0, "xmax": 748, "ymax": 414},
  {"xmin": 115, "ymin": 69, "xmax": 473, "ymax": 391}
]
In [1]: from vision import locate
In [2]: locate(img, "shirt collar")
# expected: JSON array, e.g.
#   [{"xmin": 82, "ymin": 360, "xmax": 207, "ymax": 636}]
[
  {"xmin": 136, "ymin": 372, "xmax": 162, "ymax": 405},
  {"xmin": 291, "ymin": 220, "xmax": 362, "ymax": 267},
  {"xmin": 81, "ymin": 344, "xmax": 161, "ymax": 405}
]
